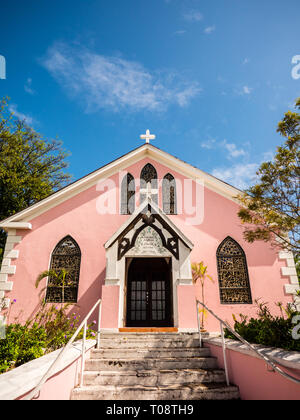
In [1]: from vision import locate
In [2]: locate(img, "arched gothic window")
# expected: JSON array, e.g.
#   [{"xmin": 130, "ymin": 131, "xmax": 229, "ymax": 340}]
[
  {"xmin": 140, "ymin": 163, "xmax": 158, "ymax": 205},
  {"xmin": 121, "ymin": 173, "xmax": 135, "ymax": 214},
  {"xmin": 45, "ymin": 236, "xmax": 81, "ymax": 303},
  {"xmin": 162, "ymin": 173, "xmax": 177, "ymax": 214},
  {"xmin": 217, "ymin": 237, "xmax": 252, "ymax": 304}
]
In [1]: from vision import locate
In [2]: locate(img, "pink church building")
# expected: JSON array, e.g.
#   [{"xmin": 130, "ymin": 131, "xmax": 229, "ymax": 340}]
[{"xmin": 0, "ymin": 139, "xmax": 298, "ymax": 332}]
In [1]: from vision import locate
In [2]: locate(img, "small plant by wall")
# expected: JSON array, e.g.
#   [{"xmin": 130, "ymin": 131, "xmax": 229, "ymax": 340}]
[
  {"xmin": 0, "ymin": 299, "xmax": 96, "ymax": 374},
  {"xmin": 224, "ymin": 299, "xmax": 300, "ymax": 351}
]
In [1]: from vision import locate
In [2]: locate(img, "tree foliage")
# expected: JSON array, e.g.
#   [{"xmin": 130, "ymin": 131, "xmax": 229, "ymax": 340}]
[
  {"xmin": 0, "ymin": 97, "xmax": 71, "ymax": 260},
  {"xmin": 237, "ymin": 98, "xmax": 300, "ymax": 256}
]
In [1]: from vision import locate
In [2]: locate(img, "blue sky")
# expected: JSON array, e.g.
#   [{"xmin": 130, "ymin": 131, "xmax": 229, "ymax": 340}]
[{"xmin": 0, "ymin": 0, "xmax": 299, "ymax": 189}]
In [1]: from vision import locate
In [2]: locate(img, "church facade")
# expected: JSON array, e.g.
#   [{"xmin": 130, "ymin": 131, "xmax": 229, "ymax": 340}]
[{"xmin": 0, "ymin": 139, "xmax": 298, "ymax": 332}]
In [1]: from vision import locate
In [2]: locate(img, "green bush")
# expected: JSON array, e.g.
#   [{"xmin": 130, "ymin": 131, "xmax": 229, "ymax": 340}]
[
  {"xmin": 0, "ymin": 323, "xmax": 46, "ymax": 373},
  {"xmin": 224, "ymin": 300, "xmax": 300, "ymax": 352},
  {"xmin": 0, "ymin": 301, "xmax": 96, "ymax": 374}
]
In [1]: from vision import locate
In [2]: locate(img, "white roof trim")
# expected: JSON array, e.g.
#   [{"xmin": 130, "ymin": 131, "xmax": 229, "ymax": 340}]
[
  {"xmin": 104, "ymin": 198, "xmax": 194, "ymax": 250},
  {"xmin": 0, "ymin": 222, "xmax": 32, "ymax": 230},
  {"xmin": 0, "ymin": 144, "xmax": 242, "ymax": 225}
]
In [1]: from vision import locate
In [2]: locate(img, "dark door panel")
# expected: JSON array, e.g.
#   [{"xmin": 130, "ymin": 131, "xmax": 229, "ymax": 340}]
[{"xmin": 126, "ymin": 258, "xmax": 173, "ymax": 327}]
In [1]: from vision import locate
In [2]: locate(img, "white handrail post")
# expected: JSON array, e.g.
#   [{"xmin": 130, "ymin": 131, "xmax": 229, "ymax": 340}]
[
  {"xmin": 220, "ymin": 322, "xmax": 230, "ymax": 386},
  {"xmin": 80, "ymin": 321, "xmax": 87, "ymax": 388},
  {"xmin": 196, "ymin": 301, "xmax": 202, "ymax": 348},
  {"xmin": 97, "ymin": 301, "xmax": 102, "ymax": 349}
]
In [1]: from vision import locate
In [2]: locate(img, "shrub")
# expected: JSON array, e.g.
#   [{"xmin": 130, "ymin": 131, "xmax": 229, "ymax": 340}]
[
  {"xmin": 0, "ymin": 323, "xmax": 46, "ymax": 373},
  {"xmin": 0, "ymin": 301, "xmax": 96, "ymax": 374},
  {"xmin": 224, "ymin": 300, "xmax": 300, "ymax": 352}
]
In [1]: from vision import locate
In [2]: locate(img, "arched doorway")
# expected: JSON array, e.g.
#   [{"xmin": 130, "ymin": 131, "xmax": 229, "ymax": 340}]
[{"xmin": 126, "ymin": 258, "xmax": 173, "ymax": 327}]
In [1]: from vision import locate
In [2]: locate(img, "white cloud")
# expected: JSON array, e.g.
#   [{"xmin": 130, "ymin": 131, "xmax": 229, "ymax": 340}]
[
  {"xmin": 174, "ymin": 30, "xmax": 187, "ymax": 35},
  {"xmin": 24, "ymin": 78, "xmax": 35, "ymax": 95},
  {"xmin": 8, "ymin": 104, "xmax": 34, "ymax": 125},
  {"xmin": 242, "ymin": 85, "xmax": 252, "ymax": 95},
  {"xmin": 204, "ymin": 25, "xmax": 216, "ymax": 34},
  {"xmin": 41, "ymin": 42, "xmax": 202, "ymax": 113},
  {"xmin": 211, "ymin": 150, "xmax": 275, "ymax": 189},
  {"xmin": 176, "ymin": 84, "xmax": 202, "ymax": 106},
  {"xmin": 200, "ymin": 138, "xmax": 216, "ymax": 149},
  {"xmin": 212, "ymin": 163, "xmax": 259, "ymax": 190},
  {"xmin": 200, "ymin": 138, "xmax": 247, "ymax": 159},
  {"xmin": 183, "ymin": 10, "xmax": 203, "ymax": 22},
  {"xmin": 242, "ymin": 58, "xmax": 250, "ymax": 65},
  {"xmin": 222, "ymin": 140, "xmax": 247, "ymax": 158}
]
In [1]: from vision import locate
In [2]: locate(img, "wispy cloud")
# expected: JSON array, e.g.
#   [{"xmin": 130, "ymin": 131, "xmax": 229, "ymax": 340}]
[
  {"xmin": 212, "ymin": 163, "xmax": 259, "ymax": 190},
  {"xmin": 40, "ymin": 42, "xmax": 202, "ymax": 113},
  {"xmin": 200, "ymin": 138, "xmax": 216, "ymax": 149},
  {"xmin": 174, "ymin": 30, "xmax": 187, "ymax": 35},
  {"xmin": 204, "ymin": 25, "xmax": 216, "ymax": 34},
  {"xmin": 242, "ymin": 85, "xmax": 252, "ymax": 94},
  {"xmin": 222, "ymin": 140, "xmax": 247, "ymax": 158},
  {"xmin": 183, "ymin": 10, "xmax": 203, "ymax": 22},
  {"xmin": 238, "ymin": 85, "xmax": 253, "ymax": 95},
  {"xmin": 24, "ymin": 78, "xmax": 35, "ymax": 95},
  {"xmin": 8, "ymin": 104, "xmax": 34, "ymax": 125},
  {"xmin": 211, "ymin": 149, "xmax": 274, "ymax": 189},
  {"xmin": 200, "ymin": 138, "xmax": 247, "ymax": 159}
]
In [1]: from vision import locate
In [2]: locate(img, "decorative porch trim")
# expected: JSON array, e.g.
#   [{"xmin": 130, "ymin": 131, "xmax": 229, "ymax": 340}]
[{"xmin": 105, "ymin": 198, "xmax": 194, "ymax": 251}]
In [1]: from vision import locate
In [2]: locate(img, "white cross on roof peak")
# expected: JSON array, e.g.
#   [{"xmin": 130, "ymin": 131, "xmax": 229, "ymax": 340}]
[{"xmin": 140, "ymin": 129, "xmax": 156, "ymax": 144}]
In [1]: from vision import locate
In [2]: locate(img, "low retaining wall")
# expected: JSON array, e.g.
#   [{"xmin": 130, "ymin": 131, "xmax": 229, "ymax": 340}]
[
  {"xmin": 0, "ymin": 340, "xmax": 96, "ymax": 400},
  {"xmin": 203, "ymin": 337, "xmax": 300, "ymax": 400}
]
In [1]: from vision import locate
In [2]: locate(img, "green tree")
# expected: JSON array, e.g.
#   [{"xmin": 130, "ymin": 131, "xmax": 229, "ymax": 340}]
[
  {"xmin": 0, "ymin": 97, "xmax": 71, "ymax": 261},
  {"xmin": 237, "ymin": 98, "xmax": 300, "ymax": 257}
]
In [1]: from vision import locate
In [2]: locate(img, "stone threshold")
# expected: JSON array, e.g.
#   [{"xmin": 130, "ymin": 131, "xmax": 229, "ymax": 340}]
[{"xmin": 118, "ymin": 327, "xmax": 178, "ymax": 333}]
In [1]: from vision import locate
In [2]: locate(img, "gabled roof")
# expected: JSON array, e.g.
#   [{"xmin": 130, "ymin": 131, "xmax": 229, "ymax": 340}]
[{"xmin": 0, "ymin": 143, "xmax": 242, "ymax": 227}]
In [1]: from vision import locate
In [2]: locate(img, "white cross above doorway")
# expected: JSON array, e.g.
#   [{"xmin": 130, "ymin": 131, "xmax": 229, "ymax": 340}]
[{"xmin": 140, "ymin": 129, "xmax": 156, "ymax": 144}]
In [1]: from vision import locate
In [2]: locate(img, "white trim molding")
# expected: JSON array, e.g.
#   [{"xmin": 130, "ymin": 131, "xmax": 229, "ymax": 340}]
[
  {"xmin": 0, "ymin": 224, "xmax": 31, "ymax": 307},
  {"xmin": 0, "ymin": 222, "xmax": 32, "ymax": 230},
  {"xmin": 0, "ymin": 228, "xmax": 25, "ymax": 308},
  {"xmin": 279, "ymin": 251, "xmax": 300, "ymax": 310}
]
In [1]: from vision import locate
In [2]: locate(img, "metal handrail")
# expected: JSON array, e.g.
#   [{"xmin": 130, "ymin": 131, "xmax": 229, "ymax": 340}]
[
  {"xmin": 196, "ymin": 299, "xmax": 300, "ymax": 386},
  {"xmin": 24, "ymin": 299, "xmax": 102, "ymax": 400}
]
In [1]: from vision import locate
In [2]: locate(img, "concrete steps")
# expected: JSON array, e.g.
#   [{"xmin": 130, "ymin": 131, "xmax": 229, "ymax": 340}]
[
  {"xmin": 81, "ymin": 368, "xmax": 227, "ymax": 386},
  {"xmin": 70, "ymin": 332, "xmax": 239, "ymax": 400},
  {"xmin": 71, "ymin": 383, "xmax": 240, "ymax": 400},
  {"xmin": 90, "ymin": 347, "xmax": 211, "ymax": 359}
]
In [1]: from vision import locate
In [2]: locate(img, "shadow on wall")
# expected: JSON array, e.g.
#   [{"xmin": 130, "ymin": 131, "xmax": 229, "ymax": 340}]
[{"xmin": 9, "ymin": 268, "xmax": 106, "ymax": 329}]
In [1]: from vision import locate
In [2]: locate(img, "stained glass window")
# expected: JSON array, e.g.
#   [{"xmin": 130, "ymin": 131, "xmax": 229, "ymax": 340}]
[
  {"xmin": 162, "ymin": 173, "xmax": 177, "ymax": 214},
  {"xmin": 121, "ymin": 173, "xmax": 135, "ymax": 214},
  {"xmin": 140, "ymin": 163, "xmax": 158, "ymax": 205},
  {"xmin": 217, "ymin": 237, "xmax": 252, "ymax": 304},
  {"xmin": 45, "ymin": 236, "xmax": 81, "ymax": 303}
]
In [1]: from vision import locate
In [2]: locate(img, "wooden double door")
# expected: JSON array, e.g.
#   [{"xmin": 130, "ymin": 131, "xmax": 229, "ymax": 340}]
[{"xmin": 126, "ymin": 258, "xmax": 173, "ymax": 327}]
